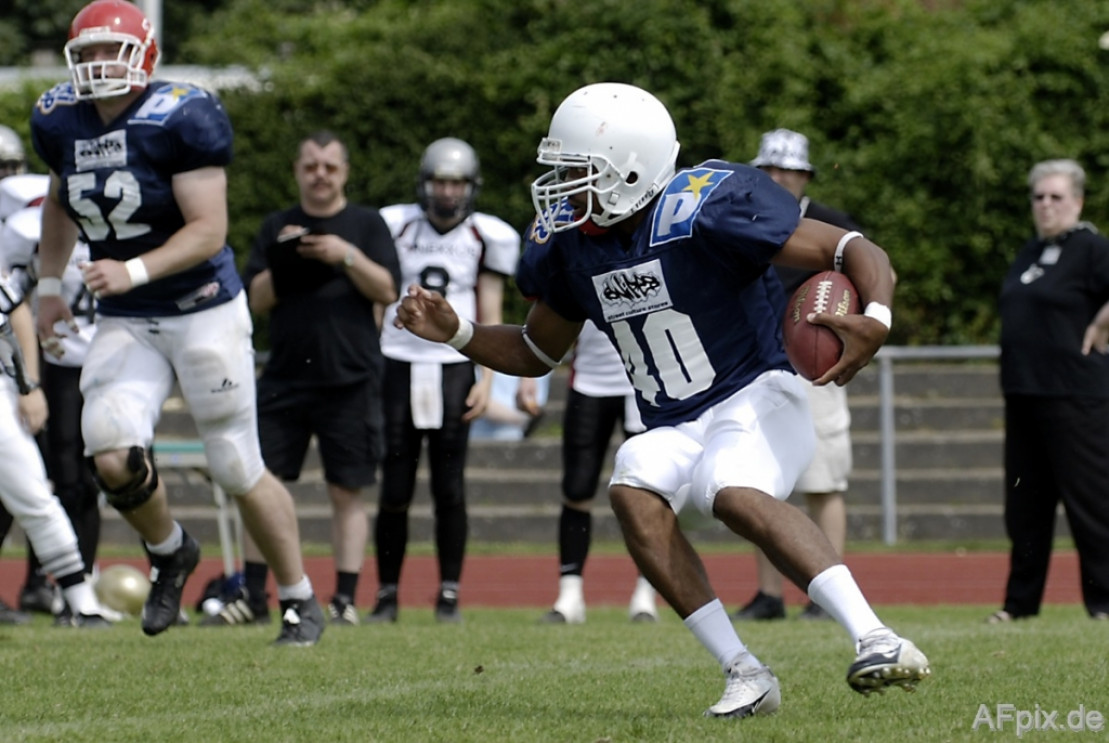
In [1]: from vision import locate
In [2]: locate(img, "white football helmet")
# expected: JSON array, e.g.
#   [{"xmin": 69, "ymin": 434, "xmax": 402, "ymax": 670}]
[
  {"xmin": 531, "ymin": 82, "xmax": 680, "ymax": 233},
  {"xmin": 0, "ymin": 125, "xmax": 25, "ymax": 179},
  {"xmin": 64, "ymin": 0, "xmax": 160, "ymax": 101}
]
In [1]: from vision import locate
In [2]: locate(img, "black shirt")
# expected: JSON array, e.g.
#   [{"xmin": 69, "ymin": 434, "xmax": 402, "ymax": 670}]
[
  {"xmin": 242, "ymin": 204, "xmax": 402, "ymax": 387},
  {"xmin": 1000, "ymin": 225, "xmax": 1109, "ymax": 398}
]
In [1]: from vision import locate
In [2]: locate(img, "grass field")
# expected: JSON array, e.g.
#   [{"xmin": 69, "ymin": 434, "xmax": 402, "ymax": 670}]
[{"xmin": 1, "ymin": 604, "xmax": 1105, "ymax": 743}]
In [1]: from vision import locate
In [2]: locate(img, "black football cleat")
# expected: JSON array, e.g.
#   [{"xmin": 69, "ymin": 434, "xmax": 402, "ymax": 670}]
[{"xmin": 141, "ymin": 534, "xmax": 200, "ymax": 636}]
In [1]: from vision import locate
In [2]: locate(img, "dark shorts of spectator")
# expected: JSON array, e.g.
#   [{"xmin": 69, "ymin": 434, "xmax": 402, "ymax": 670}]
[{"xmin": 256, "ymin": 377, "xmax": 383, "ymax": 490}]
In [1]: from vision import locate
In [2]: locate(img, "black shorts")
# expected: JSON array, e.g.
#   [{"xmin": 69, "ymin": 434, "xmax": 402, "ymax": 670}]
[{"xmin": 256, "ymin": 377, "xmax": 383, "ymax": 490}]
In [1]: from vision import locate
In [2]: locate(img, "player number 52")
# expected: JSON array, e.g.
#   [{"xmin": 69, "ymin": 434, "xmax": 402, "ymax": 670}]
[{"xmin": 67, "ymin": 170, "xmax": 152, "ymax": 241}]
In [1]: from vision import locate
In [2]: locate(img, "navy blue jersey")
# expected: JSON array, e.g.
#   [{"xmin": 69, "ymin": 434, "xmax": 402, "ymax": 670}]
[
  {"xmin": 31, "ymin": 80, "xmax": 241, "ymax": 317},
  {"xmin": 517, "ymin": 161, "xmax": 799, "ymax": 429}
]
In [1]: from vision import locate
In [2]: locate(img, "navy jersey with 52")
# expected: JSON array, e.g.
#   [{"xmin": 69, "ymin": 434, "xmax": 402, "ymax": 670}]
[
  {"xmin": 30, "ymin": 80, "xmax": 241, "ymax": 318},
  {"xmin": 517, "ymin": 160, "xmax": 799, "ymax": 429}
]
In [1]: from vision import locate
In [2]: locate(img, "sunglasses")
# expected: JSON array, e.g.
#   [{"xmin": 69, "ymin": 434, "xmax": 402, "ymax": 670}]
[{"xmin": 1030, "ymin": 192, "xmax": 1068, "ymax": 203}]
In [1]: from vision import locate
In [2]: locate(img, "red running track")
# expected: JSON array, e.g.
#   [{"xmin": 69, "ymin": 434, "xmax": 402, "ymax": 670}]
[{"xmin": 0, "ymin": 550, "xmax": 1084, "ymax": 611}]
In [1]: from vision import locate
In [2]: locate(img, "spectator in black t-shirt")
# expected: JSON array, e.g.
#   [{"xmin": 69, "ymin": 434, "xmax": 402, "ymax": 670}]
[
  {"xmin": 207, "ymin": 131, "xmax": 400, "ymax": 627},
  {"xmin": 991, "ymin": 158, "xmax": 1109, "ymax": 623}
]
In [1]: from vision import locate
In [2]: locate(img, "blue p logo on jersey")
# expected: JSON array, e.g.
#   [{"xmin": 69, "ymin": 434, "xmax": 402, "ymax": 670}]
[{"xmin": 649, "ymin": 167, "xmax": 732, "ymax": 246}]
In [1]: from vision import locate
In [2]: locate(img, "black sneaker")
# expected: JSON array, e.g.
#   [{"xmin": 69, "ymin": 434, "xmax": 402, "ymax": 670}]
[
  {"xmin": 327, "ymin": 595, "xmax": 358, "ymax": 626},
  {"xmin": 0, "ymin": 599, "xmax": 30, "ymax": 625},
  {"xmin": 273, "ymin": 596, "xmax": 325, "ymax": 646},
  {"xmin": 731, "ymin": 591, "xmax": 786, "ymax": 621},
  {"xmin": 435, "ymin": 588, "xmax": 462, "ymax": 624},
  {"xmin": 798, "ymin": 602, "xmax": 832, "ymax": 621},
  {"xmin": 141, "ymin": 534, "xmax": 201, "ymax": 636},
  {"xmin": 20, "ymin": 583, "xmax": 61, "ymax": 615},
  {"xmin": 199, "ymin": 586, "xmax": 271, "ymax": 626},
  {"xmin": 364, "ymin": 590, "xmax": 398, "ymax": 624}
]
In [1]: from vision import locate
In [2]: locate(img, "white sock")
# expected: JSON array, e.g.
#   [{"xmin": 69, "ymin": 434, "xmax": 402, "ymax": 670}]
[
  {"xmin": 145, "ymin": 522, "xmax": 183, "ymax": 556},
  {"xmin": 554, "ymin": 575, "xmax": 584, "ymax": 609},
  {"xmin": 276, "ymin": 575, "xmax": 313, "ymax": 602},
  {"xmin": 683, "ymin": 599, "xmax": 756, "ymax": 670},
  {"xmin": 63, "ymin": 580, "xmax": 99, "ymax": 616},
  {"xmin": 629, "ymin": 576, "xmax": 656, "ymax": 610},
  {"xmin": 806, "ymin": 564, "xmax": 884, "ymax": 644}
]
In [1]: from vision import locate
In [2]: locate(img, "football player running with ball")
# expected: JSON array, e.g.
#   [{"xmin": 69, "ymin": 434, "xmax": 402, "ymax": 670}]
[
  {"xmin": 395, "ymin": 82, "xmax": 930, "ymax": 719},
  {"xmin": 31, "ymin": 0, "xmax": 324, "ymax": 645}
]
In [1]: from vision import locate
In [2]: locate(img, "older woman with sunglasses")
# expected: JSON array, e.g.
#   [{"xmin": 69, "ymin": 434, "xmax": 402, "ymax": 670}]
[{"xmin": 993, "ymin": 158, "xmax": 1109, "ymax": 623}]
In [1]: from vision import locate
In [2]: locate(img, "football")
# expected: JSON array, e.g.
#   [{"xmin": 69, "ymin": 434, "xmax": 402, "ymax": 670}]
[
  {"xmin": 782, "ymin": 271, "xmax": 860, "ymax": 380},
  {"xmin": 94, "ymin": 564, "xmax": 151, "ymax": 616}
]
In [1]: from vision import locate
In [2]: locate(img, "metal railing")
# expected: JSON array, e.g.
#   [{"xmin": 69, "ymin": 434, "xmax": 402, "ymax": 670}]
[{"xmin": 872, "ymin": 345, "xmax": 1000, "ymax": 544}]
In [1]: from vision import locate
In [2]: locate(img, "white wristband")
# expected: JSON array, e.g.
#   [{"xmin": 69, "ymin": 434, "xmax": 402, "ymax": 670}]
[
  {"xmin": 125, "ymin": 258, "xmax": 150, "ymax": 288},
  {"xmin": 37, "ymin": 277, "xmax": 63, "ymax": 297},
  {"xmin": 446, "ymin": 318, "xmax": 474, "ymax": 350},
  {"xmin": 834, "ymin": 231, "xmax": 863, "ymax": 272},
  {"xmin": 864, "ymin": 302, "xmax": 892, "ymax": 329}
]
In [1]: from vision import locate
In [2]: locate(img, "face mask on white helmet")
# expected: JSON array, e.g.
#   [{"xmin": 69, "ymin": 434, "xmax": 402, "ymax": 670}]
[{"xmin": 531, "ymin": 82, "xmax": 680, "ymax": 234}]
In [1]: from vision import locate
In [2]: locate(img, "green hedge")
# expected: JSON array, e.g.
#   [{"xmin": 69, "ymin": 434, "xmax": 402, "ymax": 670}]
[{"xmin": 5, "ymin": 0, "xmax": 1109, "ymax": 345}]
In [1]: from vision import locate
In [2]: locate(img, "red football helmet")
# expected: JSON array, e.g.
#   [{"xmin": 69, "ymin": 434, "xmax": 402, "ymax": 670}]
[{"xmin": 64, "ymin": 0, "xmax": 159, "ymax": 100}]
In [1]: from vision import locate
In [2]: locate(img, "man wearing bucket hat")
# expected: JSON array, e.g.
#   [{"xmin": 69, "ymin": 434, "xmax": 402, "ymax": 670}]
[{"xmin": 733, "ymin": 128, "xmax": 863, "ymax": 622}]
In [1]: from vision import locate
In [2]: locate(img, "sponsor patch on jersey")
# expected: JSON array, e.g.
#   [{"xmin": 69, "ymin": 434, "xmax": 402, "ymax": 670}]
[
  {"xmin": 593, "ymin": 258, "xmax": 673, "ymax": 323},
  {"xmin": 130, "ymin": 84, "xmax": 205, "ymax": 124},
  {"xmin": 74, "ymin": 130, "xmax": 127, "ymax": 171},
  {"xmin": 35, "ymin": 83, "xmax": 78, "ymax": 115},
  {"xmin": 649, "ymin": 167, "xmax": 732, "ymax": 247}
]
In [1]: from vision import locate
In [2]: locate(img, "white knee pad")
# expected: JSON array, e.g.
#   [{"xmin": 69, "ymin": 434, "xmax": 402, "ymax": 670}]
[
  {"xmin": 82, "ymin": 391, "xmax": 155, "ymax": 454},
  {"xmin": 204, "ymin": 435, "xmax": 265, "ymax": 496}
]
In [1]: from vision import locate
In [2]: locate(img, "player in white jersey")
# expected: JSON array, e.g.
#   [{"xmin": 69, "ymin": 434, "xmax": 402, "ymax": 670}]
[
  {"xmin": 0, "ymin": 171, "xmax": 109, "ymax": 626},
  {"xmin": 542, "ymin": 320, "xmax": 657, "ymax": 623},
  {"xmin": 369, "ymin": 137, "xmax": 519, "ymax": 623},
  {"xmin": 0, "ymin": 173, "xmax": 103, "ymax": 624}
]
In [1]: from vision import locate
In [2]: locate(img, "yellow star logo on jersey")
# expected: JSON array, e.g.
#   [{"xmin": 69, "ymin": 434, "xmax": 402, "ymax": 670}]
[
  {"xmin": 682, "ymin": 172, "xmax": 715, "ymax": 199},
  {"xmin": 167, "ymin": 85, "xmax": 192, "ymax": 100}
]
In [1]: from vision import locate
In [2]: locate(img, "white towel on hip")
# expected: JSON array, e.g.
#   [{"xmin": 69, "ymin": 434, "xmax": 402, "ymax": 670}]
[{"xmin": 410, "ymin": 361, "xmax": 444, "ymax": 429}]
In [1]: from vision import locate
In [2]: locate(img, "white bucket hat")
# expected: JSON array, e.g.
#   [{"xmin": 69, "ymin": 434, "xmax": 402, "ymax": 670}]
[{"xmin": 750, "ymin": 128, "xmax": 815, "ymax": 173}]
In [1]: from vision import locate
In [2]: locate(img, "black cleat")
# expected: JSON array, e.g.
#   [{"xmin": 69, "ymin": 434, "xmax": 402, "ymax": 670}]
[
  {"xmin": 435, "ymin": 588, "xmax": 462, "ymax": 624},
  {"xmin": 0, "ymin": 599, "xmax": 31, "ymax": 625},
  {"xmin": 798, "ymin": 602, "xmax": 833, "ymax": 621},
  {"xmin": 141, "ymin": 534, "xmax": 200, "ymax": 636},
  {"xmin": 273, "ymin": 596, "xmax": 325, "ymax": 646},
  {"xmin": 200, "ymin": 586, "xmax": 271, "ymax": 626},
  {"xmin": 731, "ymin": 591, "xmax": 786, "ymax": 621},
  {"xmin": 327, "ymin": 595, "xmax": 359, "ymax": 626},
  {"xmin": 73, "ymin": 612, "xmax": 115, "ymax": 629},
  {"xmin": 20, "ymin": 583, "xmax": 62, "ymax": 615},
  {"xmin": 364, "ymin": 589, "xmax": 398, "ymax": 624}
]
